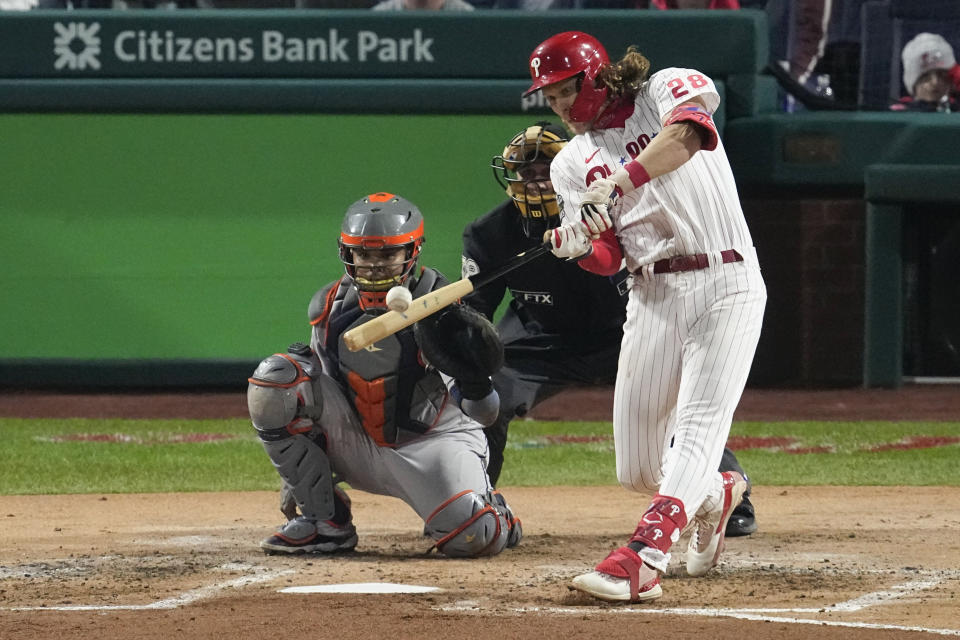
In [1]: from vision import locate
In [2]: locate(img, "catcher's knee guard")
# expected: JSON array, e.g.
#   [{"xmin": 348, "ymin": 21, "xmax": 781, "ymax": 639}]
[
  {"xmin": 424, "ymin": 490, "xmax": 522, "ymax": 558},
  {"xmin": 248, "ymin": 345, "xmax": 335, "ymax": 522},
  {"xmin": 247, "ymin": 344, "xmax": 324, "ymax": 430}
]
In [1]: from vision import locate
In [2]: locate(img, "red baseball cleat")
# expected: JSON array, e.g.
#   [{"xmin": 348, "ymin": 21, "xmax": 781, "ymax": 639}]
[{"xmin": 571, "ymin": 546, "xmax": 662, "ymax": 603}]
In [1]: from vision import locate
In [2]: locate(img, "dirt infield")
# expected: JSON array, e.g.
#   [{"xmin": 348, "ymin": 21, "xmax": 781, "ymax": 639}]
[{"xmin": 1, "ymin": 386, "xmax": 959, "ymax": 639}]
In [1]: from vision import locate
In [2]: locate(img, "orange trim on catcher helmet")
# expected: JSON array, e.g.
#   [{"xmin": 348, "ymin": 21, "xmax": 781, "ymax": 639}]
[{"xmin": 340, "ymin": 218, "xmax": 425, "ymax": 248}]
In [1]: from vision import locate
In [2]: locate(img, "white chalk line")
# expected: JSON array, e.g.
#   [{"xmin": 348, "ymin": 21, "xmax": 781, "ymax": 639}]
[
  {"xmin": 5, "ymin": 565, "xmax": 294, "ymax": 612},
  {"xmin": 438, "ymin": 578, "xmax": 960, "ymax": 637},
  {"xmin": 446, "ymin": 606, "xmax": 959, "ymax": 637},
  {"xmin": 829, "ymin": 579, "xmax": 941, "ymax": 611},
  {"xmin": 4, "ymin": 563, "xmax": 958, "ymax": 637}
]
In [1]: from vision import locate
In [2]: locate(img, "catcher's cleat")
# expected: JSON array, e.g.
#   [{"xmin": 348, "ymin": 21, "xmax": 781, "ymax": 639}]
[
  {"xmin": 725, "ymin": 493, "xmax": 757, "ymax": 538},
  {"xmin": 686, "ymin": 471, "xmax": 748, "ymax": 577},
  {"xmin": 260, "ymin": 516, "xmax": 358, "ymax": 555},
  {"xmin": 571, "ymin": 546, "xmax": 662, "ymax": 603}
]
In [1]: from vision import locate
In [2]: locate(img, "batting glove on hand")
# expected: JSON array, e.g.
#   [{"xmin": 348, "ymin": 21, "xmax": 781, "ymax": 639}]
[
  {"xmin": 545, "ymin": 222, "xmax": 594, "ymax": 260},
  {"xmin": 579, "ymin": 178, "xmax": 617, "ymax": 237}
]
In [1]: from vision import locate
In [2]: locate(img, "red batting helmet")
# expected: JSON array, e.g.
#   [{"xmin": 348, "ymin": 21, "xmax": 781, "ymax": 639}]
[{"xmin": 524, "ymin": 31, "xmax": 611, "ymax": 123}]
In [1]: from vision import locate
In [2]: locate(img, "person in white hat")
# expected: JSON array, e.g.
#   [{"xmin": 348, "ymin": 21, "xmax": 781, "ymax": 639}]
[{"xmin": 892, "ymin": 32, "xmax": 960, "ymax": 111}]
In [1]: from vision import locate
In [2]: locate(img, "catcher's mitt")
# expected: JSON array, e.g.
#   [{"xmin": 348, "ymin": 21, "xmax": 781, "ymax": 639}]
[{"xmin": 414, "ymin": 304, "xmax": 504, "ymax": 387}]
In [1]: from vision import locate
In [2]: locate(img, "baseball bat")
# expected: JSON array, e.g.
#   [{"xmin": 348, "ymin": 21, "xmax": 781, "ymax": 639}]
[{"xmin": 343, "ymin": 241, "xmax": 552, "ymax": 352}]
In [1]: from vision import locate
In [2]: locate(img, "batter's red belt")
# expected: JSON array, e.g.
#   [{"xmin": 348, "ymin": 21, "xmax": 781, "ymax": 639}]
[{"xmin": 652, "ymin": 249, "xmax": 743, "ymax": 274}]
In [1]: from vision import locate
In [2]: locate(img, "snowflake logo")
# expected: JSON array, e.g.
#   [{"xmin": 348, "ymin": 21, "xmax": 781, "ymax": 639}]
[{"xmin": 53, "ymin": 22, "xmax": 102, "ymax": 71}]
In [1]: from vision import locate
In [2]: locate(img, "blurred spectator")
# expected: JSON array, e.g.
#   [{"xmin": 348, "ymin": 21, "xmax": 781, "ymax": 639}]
[
  {"xmin": 891, "ymin": 33, "xmax": 960, "ymax": 112},
  {"xmin": 773, "ymin": 0, "xmax": 827, "ymax": 84},
  {"xmin": 114, "ymin": 1, "xmax": 187, "ymax": 6},
  {"xmin": 372, "ymin": 0, "xmax": 473, "ymax": 9},
  {"xmin": 37, "ymin": 0, "xmax": 191, "ymax": 6},
  {"xmin": 647, "ymin": 0, "xmax": 739, "ymax": 8},
  {"xmin": 296, "ymin": 0, "xmax": 374, "ymax": 6},
  {"xmin": 481, "ymin": 0, "xmax": 741, "ymax": 7},
  {"xmin": 487, "ymin": 1, "xmax": 631, "ymax": 7},
  {"xmin": 198, "ymin": 1, "xmax": 296, "ymax": 6},
  {"xmin": 35, "ymin": 0, "xmax": 111, "ymax": 6},
  {"xmin": 767, "ymin": 0, "xmax": 866, "ymax": 106},
  {"xmin": 1, "ymin": 0, "xmax": 38, "ymax": 9},
  {"xmin": 35, "ymin": 0, "xmax": 302, "ymax": 5}
]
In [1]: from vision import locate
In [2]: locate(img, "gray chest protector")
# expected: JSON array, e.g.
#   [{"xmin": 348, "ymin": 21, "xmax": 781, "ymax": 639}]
[{"xmin": 315, "ymin": 269, "xmax": 449, "ymax": 447}]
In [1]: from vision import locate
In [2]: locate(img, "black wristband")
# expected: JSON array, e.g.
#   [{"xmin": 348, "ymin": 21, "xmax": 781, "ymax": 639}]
[{"xmin": 456, "ymin": 377, "xmax": 493, "ymax": 401}]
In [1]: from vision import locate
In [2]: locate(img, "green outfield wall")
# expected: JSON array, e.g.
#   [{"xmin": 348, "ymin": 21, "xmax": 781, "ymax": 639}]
[{"xmin": 1, "ymin": 113, "xmax": 536, "ymax": 365}]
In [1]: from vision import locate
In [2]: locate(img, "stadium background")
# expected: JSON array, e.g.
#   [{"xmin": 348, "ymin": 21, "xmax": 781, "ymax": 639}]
[
  {"xmin": 2, "ymin": 7, "xmax": 959, "ymax": 639},
  {"xmin": 2, "ymin": 7, "xmax": 957, "ymax": 392}
]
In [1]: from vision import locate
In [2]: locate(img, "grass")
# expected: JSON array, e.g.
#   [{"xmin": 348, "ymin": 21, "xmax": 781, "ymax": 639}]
[
  {"xmin": 0, "ymin": 417, "xmax": 957, "ymax": 495},
  {"xmin": 499, "ymin": 419, "xmax": 960, "ymax": 487},
  {"xmin": 0, "ymin": 418, "xmax": 272, "ymax": 495}
]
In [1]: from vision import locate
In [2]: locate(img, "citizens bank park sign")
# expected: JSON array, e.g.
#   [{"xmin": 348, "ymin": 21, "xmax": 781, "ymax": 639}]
[
  {"xmin": 53, "ymin": 23, "xmax": 436, "ymax": 69},
  {"xmin": 0, "ymin": 12, "xmax": 761, "ymax": 80},
  {"xmin": 0, "ymin": 12, "xmax": 759, "ymax": 112},
  {"xmin": 0, "ymin": 12, "xmax": 540, "ymax": 78}
]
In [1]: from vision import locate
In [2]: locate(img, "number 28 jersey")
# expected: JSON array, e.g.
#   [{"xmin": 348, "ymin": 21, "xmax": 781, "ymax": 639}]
[{"xmin": 549, "ymin": 67, "xmax": 755, "ymax": 273}]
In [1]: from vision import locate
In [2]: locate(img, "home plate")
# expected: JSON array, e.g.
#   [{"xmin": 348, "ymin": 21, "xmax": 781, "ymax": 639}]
[{"xmin": 280, "ymin": 583, "xmax": 441, "ymax": 594}]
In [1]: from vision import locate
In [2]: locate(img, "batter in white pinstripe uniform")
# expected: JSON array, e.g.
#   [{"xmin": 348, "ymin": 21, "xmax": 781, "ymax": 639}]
[{"xmin": 525, "ymin": 31, "xmax": 767, "ymax": 603}]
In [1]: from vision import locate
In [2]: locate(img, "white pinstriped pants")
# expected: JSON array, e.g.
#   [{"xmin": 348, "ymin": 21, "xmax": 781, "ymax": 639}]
[{"xmin": 613, "ymin": 248, "xmax": 767, "ymax": 526}]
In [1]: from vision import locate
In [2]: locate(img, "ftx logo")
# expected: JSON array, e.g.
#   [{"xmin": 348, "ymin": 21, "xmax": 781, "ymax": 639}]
[{"xmin": 54, "ymin": 22, "xmax": 102, "ymax": 70}]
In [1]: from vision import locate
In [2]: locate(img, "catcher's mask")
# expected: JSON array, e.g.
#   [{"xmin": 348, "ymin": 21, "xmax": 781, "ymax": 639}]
[
  {"xmin": 491, "ymin": 122, "xmax": 568, "ymax": 238},
  {"xmin": 339, "ymin": 192, "xmax": 425, "ymax": 310},
  {"xmin": 524, "ymin": 31, "xmax": 610, "ymax": 124}
]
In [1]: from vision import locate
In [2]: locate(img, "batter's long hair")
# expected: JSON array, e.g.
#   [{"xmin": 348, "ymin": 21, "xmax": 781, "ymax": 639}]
[{"xmin": 596, "ymin": 46, "xmax": 651, "ymax": 97}]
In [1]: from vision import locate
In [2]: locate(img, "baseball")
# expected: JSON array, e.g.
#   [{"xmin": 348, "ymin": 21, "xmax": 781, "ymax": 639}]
[{"xmin": 386, "ymin": 286, "xmax": 413, "ymax": 313}]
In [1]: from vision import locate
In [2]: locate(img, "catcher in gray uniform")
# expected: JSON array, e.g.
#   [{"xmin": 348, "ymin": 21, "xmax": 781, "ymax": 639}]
[{"xmin": 247, "ymin": 192, "xmax": 522, "ymax": 558}]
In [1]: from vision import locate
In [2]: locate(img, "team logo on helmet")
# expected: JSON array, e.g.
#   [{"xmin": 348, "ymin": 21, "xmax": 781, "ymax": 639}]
[
  {"xmin": 338, "ymin": 192, "xmax": 425, "ymax": 311},
  {"xmin": 530, "ymin": 57, "xmax": 541, "ymax": 78},
  {"xmin": 491, "ymin": 122, "xmax": 568, "ymax": 238}
]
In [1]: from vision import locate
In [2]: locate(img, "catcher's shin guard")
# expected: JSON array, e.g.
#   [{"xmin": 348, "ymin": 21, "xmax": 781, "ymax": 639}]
[
  {"xmin": 248, "ymin": 350, "xmax": 335, "ymax": 521},
  {"xmin": 258, "ymin": 436, "xmax": 336, "ymax": 522},
  {"xmin": 424, "ymin": 490, "xmax": 522, "ymax": 557}
]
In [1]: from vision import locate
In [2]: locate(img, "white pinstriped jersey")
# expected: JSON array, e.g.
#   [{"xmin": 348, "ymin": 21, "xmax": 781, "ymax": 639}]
[
  {"xmin": 547, "ymin": 66, "xmax": 767, "ymax": 571},
  {"xmin": 550, "ymin": 67, "xmax": 755, "ymax": 273}
]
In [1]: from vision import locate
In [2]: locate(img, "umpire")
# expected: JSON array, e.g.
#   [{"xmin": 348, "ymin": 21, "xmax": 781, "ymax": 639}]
[{"xmin": 461, "ymin": 122, "xmax": 757, "ymax": 537}]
